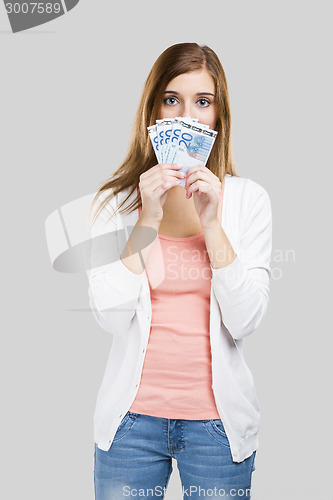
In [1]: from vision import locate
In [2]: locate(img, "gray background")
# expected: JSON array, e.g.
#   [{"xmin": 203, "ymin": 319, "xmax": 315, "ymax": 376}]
[{"xmin": 1, "ymin": 1, "xmax": 332, "ymax": 499}]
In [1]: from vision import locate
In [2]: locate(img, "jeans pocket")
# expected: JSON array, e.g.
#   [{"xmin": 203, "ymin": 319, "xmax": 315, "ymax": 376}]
[
  {"xmin": 201, "ymin": 419, "xmax": 231, "ymax": 448},
  {"xmin": 113, "ymin": 411, "xmax": 138, "ymax": 442},
  {"xmin": 210, "ymin": 419, "xmax": 227, "ymax": 437},
  {"xmin": 116, "ymin": 411, "xmax": 130, "ymax": 432}
]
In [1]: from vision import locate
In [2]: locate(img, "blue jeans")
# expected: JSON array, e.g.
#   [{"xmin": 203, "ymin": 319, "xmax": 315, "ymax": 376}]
[{"xmin": 94, "ymin": 411, "xmax": 256, "ymax": 499}]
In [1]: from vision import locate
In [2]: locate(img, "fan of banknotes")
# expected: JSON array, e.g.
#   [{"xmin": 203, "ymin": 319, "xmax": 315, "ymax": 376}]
[{"xmin": 147, "ymin": 116, "xmax": 218, "ymax": 188}]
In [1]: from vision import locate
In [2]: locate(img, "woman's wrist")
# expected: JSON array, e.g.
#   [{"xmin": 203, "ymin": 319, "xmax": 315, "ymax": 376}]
[{"xmin": 139, "ymin": 211, "xmax": 162, "ymax": 229}]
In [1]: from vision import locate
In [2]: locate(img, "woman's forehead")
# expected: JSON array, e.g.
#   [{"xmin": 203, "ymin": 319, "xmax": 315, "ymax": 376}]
[{"xmin": 165, "ymin": 70, "xmax": 215, "ymax": 92}]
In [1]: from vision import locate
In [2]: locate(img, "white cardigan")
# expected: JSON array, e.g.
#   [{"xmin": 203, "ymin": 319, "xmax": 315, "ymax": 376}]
[{"xmin": 87, "ymin": 173, "xmax": 273, "ymax": 463}]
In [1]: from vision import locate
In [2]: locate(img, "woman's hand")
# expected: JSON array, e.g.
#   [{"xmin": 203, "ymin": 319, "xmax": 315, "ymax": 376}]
[
  {"xmin": 139, "ymin": 163, "xmax": 185, "ymax": 224},
  {"xmin": 185, "ymin": 164, "xmax": 222, "ymax": 228}
]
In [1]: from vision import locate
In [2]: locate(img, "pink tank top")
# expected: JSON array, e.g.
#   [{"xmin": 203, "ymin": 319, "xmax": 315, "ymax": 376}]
[{"xmin": 129, "ymin": 178, "xmax": 225, "ymax": 419}]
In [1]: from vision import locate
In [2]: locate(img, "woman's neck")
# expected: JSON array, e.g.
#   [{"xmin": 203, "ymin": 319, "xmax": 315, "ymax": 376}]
[{"xmin": 162, "ymin": 185, "xmax": 194, "ymax": 215}]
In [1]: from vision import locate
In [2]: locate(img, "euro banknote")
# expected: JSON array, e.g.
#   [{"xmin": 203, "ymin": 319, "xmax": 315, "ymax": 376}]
[{"xmin": 147, "ymin": 117, "xmax": 218, "ymax": 187}]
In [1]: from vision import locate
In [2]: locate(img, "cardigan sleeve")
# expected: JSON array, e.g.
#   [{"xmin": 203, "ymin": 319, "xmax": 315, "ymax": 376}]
[
  {"xmin": 86, "ymin": 192, "xmax": 145, "ymax": 337},
  {"xmin": 210, "ymin": 184, "xmax": 272, "ymax": 340}
]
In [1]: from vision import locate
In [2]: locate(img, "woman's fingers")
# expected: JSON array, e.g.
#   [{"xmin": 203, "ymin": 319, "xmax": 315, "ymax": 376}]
[
  {"xmin": 141, "ymin": 164, "xmax": 184, "ymax": 192},
  {"xmin": 138, "ymin": 163, "xmax": 184, "ymax": 223},
  {"xmin": 141, "ymin": 163, "xmax": 183, "ymax": 182}
]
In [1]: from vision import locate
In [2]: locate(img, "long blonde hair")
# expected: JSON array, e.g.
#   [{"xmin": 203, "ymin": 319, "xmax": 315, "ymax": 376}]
[{"xmin": 90, "ymin": 42, "xmax": 238, "ymax": 226}]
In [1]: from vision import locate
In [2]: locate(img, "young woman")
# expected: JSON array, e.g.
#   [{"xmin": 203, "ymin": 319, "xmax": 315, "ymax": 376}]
[{"xmin": 88, "ymin": 42, "xmax": 272, "ymax": 500}]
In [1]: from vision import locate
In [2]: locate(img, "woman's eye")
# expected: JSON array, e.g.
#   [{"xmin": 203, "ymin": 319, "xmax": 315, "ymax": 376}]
[
  {"xmin": 163, "ymin": 97, "xmax": 178, "ymax": 105},
  {"xmin": 163, "ymin": 97, "xmax": 211, "ymax": 107},
  {"xmin": 197, "ymin": 98, "xmax": 210, "ymax": 107}
]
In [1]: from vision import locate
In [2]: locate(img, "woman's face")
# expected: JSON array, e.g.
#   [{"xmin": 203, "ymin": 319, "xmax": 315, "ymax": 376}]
[{"xmin": 158, "ymin": 69, "xmax": 218, "ymax": 130}]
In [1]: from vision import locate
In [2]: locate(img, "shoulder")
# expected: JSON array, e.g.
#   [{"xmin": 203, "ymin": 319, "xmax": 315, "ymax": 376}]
[
  {"xmin": 91, "ymin": 185, "xmax": 135, "ymax": 229},
  {"xmin": 224, "ymin": 174, "xmax": 271, "ymax": 226},
  {"xmin": 93, "ymin": 186, "xmax": 121, "ymax": 216},
  {"xmin": 90, "ymin": 188, "xmax": 118, "ymax": 229},
  {"xmin": 226, "ymin": 173, "xmax": 270, "ymax": 207},
  {"xmin": 225, "ymin": 173, "xmax": 269, "ymax": 199}
]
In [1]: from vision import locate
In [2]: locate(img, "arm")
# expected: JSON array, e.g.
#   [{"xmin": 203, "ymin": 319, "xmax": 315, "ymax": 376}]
[
  {"xmin": 86, "ymin": 192, "xmax": 158, "ymax": 337},
  {"xmin": 204, "ymin": 186, "xmax": 272, "ymax": 340}
]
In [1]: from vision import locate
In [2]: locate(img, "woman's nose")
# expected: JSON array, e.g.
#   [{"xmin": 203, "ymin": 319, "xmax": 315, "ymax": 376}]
[{"xmin": 182, "ymin": 103, "xmax": 193, "ymax": 118}]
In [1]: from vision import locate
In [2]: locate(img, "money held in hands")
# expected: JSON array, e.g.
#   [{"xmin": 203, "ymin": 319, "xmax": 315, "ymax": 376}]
[{"xmin": 147, "ymin": 117, "xmax": 218, "ymax": 187}]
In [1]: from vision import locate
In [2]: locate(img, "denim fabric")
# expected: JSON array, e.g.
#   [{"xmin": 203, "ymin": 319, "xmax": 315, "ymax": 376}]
[{"xmin": 94, "ymin": 411, "xmax": 256, "ymax": 499}]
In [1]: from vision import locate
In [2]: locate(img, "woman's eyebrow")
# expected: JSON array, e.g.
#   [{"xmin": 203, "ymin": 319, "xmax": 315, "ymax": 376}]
[{"xmin": 164, "ymin": 90, "xmax": 215, "ymax": 97}]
